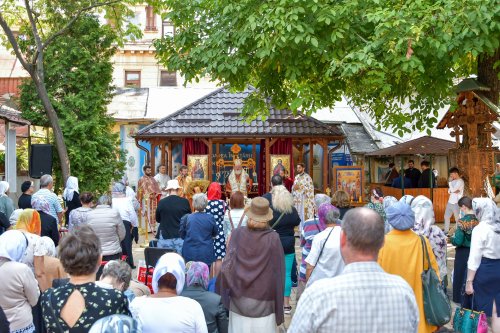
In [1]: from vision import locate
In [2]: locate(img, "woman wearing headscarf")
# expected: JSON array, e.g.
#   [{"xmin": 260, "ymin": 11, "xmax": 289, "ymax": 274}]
[
  {"xmin": 378, "ymin": 201, "xmax": 440, "ymax": 333},
  {"xmin": 411, "ymin": 195, "xmax": 448, "ymax": 286},
  {"xmin": 130, "ymin": 253, "xmax": 207, "ymax": 333},
  {"xmin": 9, "ymin": 209, "xmax": 23, "ymax": 228},
  {"xmin": 450, "ymin": 196, "xmax": 479, "ymax": 303},
  {"xmin": 298, "ymin": 194, "xmax": 333, "ymax": 299},
  {"xmin": 365, "ymin": 187, "xmax": 389, "ymax": 233},
  {"xmin": 32, "ymin": 196, "xmax": 59, "ymax": 247},
  {"xmin": 0, "ymin": 181, "xmax": 15, "ymax": 222},
  {"xmin": 62, "ymin": 176, "xmax": 81, "ymax": 224},
  {"xmin": 180, "ymin": 193, "xmax": 218, "ymax": 268},
  {"xmin": 217, "ymin": 197, "xmax": 285, "ymax": 332},
  {"xmin": 15, "ymin": 209, "xmax": 49, "ymax": 290},
  {"xmin": 181, "ymin": 261, "xmax": 229, "ymax": 333},
  {"xmin": 0, "ymin": 230, "xmax": 40, "ymax": 333},
  {"xmin": 204, "ymin": 182, "xmax": 226, "ymax": 277},
  {"xmin": 68, "ymin": 192, "xmax": 94, "ymax": 232},
  {"xmin": 465, "ymin": 198, "xmax": 500, "ymax": 332}
]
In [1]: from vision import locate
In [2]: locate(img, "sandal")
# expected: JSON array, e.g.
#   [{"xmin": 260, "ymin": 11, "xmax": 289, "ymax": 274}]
[{"xmin": 284, "ymin": 306, "xmax": 292, "ymax": 315}]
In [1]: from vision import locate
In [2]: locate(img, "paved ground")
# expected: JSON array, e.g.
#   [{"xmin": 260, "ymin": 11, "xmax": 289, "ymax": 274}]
[{"xmin": 129, "ymin": 222, "xmax": 492, "ymax": 332}]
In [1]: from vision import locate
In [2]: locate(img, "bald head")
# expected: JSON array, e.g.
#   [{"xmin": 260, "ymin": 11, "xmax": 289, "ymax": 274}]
[{"xmin": 342, "ymin": 207, "xmax": 385, "ymax": 255}]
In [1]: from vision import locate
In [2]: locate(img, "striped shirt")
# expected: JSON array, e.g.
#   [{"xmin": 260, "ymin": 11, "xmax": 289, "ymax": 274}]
[
  {"xmin": 299, "ymin": 217, "xmax": 323, "ymax": 281},
  {"xmin": 32, "ymin": 189, "xmax": 63, "ymax": 222},
  {"xmin": 289, "ymin": 262, "xmax": 419, "ymax": 333}
]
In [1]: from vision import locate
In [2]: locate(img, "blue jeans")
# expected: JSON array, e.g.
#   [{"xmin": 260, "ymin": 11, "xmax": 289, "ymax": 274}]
[{"xmin": 157, "ymin": 235, "xmax": 184, "ymax": 254}]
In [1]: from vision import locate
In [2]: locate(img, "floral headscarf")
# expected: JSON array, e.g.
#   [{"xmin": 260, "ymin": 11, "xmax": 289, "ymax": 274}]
[
  {"xmin": 15, "ymin": 209, "xmax": 41, "ymax": 235},
  {"xmin": 411, "ymin": 195, "xmax": 447, "ymax": 280},
  {"xmin": 32, "ymin": 196, "xmax": 51, "ymax": 215},
  {"xmin": 207, "ymin": 182, "xmax": 222, "ymax": 201},
  {"xmin": 89, "ymin": 315, "xmax": 140, "ymax": 333},
  {"xmin": 399, "ymin": 195, "xmax": 414, "ymax": 205},
  {"xmin": 186, "ymin": 261, "xmax": 209, "ymax": 290},
  {"xmin": 383, "ymin": 196, "xmax": 398, "ymax": 210},
  {"xmin": 473, "ymin": 198, "xmax": 500, "ymax": 233},
  {"xmin": 318, "ymin": 203, "xmax": 338, "ymax": 229}
]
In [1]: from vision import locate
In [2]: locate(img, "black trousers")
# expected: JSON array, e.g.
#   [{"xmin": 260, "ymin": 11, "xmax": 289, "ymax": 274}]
[{"xmin": 121, "ymin": 220, "xmax": 134, "ymax": 268}]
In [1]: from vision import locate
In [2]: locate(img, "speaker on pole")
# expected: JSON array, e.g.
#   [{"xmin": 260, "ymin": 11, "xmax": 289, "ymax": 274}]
[{"xmin": 29, "ymin": 144, "xmax": 53, "ymax": 179}]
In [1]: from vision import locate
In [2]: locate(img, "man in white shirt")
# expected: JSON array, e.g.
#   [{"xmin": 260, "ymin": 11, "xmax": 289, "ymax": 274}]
[
  {"xmin": 445, "ymin": 167, "xmax": 464, "ymax": 234},
  {"xmin": 289, "ymin": 208, "xmax": 419, "ymax": 333},
  {"xmin": 154, "ymin": 165, "xmax": 171, "ymax": 199}
]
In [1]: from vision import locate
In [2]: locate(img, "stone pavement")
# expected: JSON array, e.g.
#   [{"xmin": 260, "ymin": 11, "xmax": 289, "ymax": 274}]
[{"xmin": 129, "ymin": 222, "xmax": 492, "ymax": 332}]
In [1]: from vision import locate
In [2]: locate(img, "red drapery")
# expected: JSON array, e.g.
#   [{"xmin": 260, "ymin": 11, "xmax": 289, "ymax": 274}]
[
  {"xmin": 182, "ymin": 138, "xmax": 208, "ymax": 165},
  {"xmin": 258, "ymin": 138, "xmax": 294, "ymax": 195}
]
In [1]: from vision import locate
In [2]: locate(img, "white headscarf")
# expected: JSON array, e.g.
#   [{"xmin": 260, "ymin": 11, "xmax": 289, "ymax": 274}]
[
  {"xmin": 473, "ymin": 198, "xmax": 500, "ymax": 233},
  {"xmin": 0, "ymin": 230, "xmax": 28, "ymax": 262},
  {"xmin": 152, "ymin": 253, "xmax": 185, "ymax": 295},
  {"xmin": 40, "ymin": 236, "xmax": 56, "ymax": 257},
  {"xmin": 0, "ymin": 181, "xmax": 9, "ymax": 197},
  {"xmin": 63, "ymin": 176, "xmax": 79, "ymax": 201},
  {"xmin": 9, "ymin": 209, "xmax": 23, "ymax": 226}
]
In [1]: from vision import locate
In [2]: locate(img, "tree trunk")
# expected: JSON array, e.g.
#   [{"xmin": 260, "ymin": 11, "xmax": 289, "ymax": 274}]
[
  {"xmin": 477, "ymin": 47, "xmax": 500, "ymax": 106},
  {"xmin": 32, "ymin": 73, "xmax": 71, "ymax": 182}
]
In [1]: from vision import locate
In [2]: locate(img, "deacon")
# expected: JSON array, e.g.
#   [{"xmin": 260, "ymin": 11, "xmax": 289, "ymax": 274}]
[
  {"xmin": 176, "ymin": 165, "xmax": 192, "ymax": 198},
  {"xmin": 137, "ymin": 165, "xmax": 161, "ymax": 205},
  {"xmin": 292, "ymin": 163, "xmax": 315, "ymax": 225},
  {"xmin": 226, "ymin": 158, "xmax": 252, "ymax": 197},
  {"xmin": 154, "ymin": 164, "xmax": 171, "ymax": 199}
]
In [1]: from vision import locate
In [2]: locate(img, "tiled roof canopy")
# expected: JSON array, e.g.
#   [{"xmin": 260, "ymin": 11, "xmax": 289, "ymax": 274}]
[
  {"xmin": 0, "ymin": 105, "xmax": 30, "ymax": 125},
  {"xmin": 365, "ymin": 136, "xmax": 454, "ymax": 156},
  {"xmin": 135, "ymin": 86, "xmax": 343, "ymax": 139}
]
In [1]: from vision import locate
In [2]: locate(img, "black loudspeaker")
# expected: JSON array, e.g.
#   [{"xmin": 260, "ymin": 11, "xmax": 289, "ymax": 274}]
[{"xmin": 29, "ymin": 144, "xmax": 53, "ymax": 179}]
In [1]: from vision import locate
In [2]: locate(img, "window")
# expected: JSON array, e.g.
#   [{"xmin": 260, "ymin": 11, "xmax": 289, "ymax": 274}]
[
  {"xmin": 160, "ymin": 71, "xmax": 177, "ymax": 86},
  {"xmin": 162, "ymin": 20, "xmax": 174, "ymax": 37},
  {"xmin": 145, "ymin": 6, "xmax": 156, "ymax": 31},
  {"xmin": 125, "ymin": 71, "xmax": 141, "ymax": 88}
]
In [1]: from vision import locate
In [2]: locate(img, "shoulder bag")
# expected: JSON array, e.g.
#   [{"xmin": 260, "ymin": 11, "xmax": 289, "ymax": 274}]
[
  {"xmin": 419, "ymin": 235, "xmax": 451, "ymax": 326},
  {"xmin": 453, "ymin": 294, "xmax": 488, "ymax": 333}
]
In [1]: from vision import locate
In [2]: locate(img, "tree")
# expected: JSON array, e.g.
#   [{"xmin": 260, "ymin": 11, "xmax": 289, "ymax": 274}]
[
  {"xmin": 0, "ymin": 0, "xmax": 139, "ymax": 182},
  {"xmin": 154, "ymin": 0, "xmax": 500, "ymax": 135},
  {"xmin": 19, "ymin": 15, "xmax": 125, "ymax": 193}
]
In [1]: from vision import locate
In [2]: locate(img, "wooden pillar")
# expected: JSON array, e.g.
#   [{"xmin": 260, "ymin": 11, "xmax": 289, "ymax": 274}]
[
  {"xmin": 207, "ymin": 138, "xmax": 213, "ymax": 181},
  {"xmin": 321, "ymin": 140, "xmax": 328, "ymax": 193},
  {"xmin": 167, "ymin": 141, "xmax": 173, "ymax": 177},
  {"xmin": 309, "ymin": 140, "xmax": 314, "ymax": 186},
  {"xmin": 160, "ymin": 142, "xmax": 166, "ymax": 166},
  {"xmin": 265, "ymin": 138, "xmax": 271, "ymax": 193},
  {"xmin": 150, "ymin": 142, "xmax": 156, "ymax": 172}
]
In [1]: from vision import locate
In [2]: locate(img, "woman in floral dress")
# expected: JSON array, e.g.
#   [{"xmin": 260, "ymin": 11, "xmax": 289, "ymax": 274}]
[{"xmin": 205, "ymin": 183, "xmax": 226, "ymax": 276}]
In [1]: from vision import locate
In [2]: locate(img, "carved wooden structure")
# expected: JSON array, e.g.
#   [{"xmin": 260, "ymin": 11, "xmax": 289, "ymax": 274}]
[{"xmin": 437, "ymin": 79, "xmax": 499, "ymax": 196}]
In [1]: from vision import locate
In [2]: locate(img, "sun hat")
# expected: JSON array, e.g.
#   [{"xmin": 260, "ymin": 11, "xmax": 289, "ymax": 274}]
[
  {"xmin": 245, "ymin": 197, "xmax": 273, "ymax": 223},
  {"xmin": 166, "ymin": 179, "xmax": 181, "ymax": 190}
]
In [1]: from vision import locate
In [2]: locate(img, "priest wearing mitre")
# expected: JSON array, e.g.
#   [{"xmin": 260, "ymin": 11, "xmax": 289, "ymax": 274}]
[{"xmin": 225, "ymin": 158, "xmax": 252, "ymax": 197}]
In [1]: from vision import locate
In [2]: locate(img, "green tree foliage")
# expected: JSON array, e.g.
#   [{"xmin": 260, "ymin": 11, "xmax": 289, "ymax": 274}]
[
  {"xmin": 19, "ymin": 16, "xmax": 125, "ymax": 193},
  {"xmin": 154, "ymin": 0, "xmax": 500, "ymax": 135}
]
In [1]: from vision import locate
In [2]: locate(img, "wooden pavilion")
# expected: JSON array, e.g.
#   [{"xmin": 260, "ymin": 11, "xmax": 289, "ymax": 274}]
[
  {"xmin": 133, "ymin": 86, "xmax": 344, "ymax": 195},
  {"xmin": 365, "ymin": 136, "xmax": 455, "ymax": 221},
  {"xmin": 437, "ymin": 78, "xmax": 499, "ymax": 197}
]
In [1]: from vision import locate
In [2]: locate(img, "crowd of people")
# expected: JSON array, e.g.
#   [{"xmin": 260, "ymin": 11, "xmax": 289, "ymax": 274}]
[{"xmin": 0, "ymin": 163, "xmax": 499, "ymax": 333}]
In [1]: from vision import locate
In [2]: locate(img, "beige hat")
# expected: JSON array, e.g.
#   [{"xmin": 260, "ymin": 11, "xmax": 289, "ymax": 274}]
[
  {"xmin": 166, "ymin": 179, "xmax": 181, "ymax": 190},
  {"xmin": 245, "ymin": 197, "xmax": 273, "ymax": 223}
]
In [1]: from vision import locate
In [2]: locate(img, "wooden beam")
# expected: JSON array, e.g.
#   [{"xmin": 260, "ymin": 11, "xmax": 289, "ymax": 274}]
[
  {"xmin": 321, "ymin": 140, "xmax": 328, "ymax": 193},
  {"xmin": 160, "ymin": 143, "xmax": 166, "ymax": 166},
  {"xmin": 265, "ymin": 138, "xmax": 271, "ymax": 193},
  {"xmin": 309, "ymin": 139, "xmax": 314, "ymax": 184},
  {"xmin": 269, "ymin": 137, "xmax": 279, "ymax": 149},
  {"xmin": 167, "ymin": 141, "xmax": 173, "ymax": 177},
  {"xmin": 150, "ymin": 143, "xmax": 156, "ymax": 172},
  {"xmin": 207, "ymin": 138, "xmax": 213, "ymax": 181}
]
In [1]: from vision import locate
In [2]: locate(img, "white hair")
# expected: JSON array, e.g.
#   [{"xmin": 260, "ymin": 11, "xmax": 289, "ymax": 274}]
[
  {"xmin": 193, "ymin": 193, "xmax": 208, "ymax": 212},
  {"xmin": 271, "ymin": 185, "xmax": 293, "ymax": 214},
  {"xmin": 40, "ymin": 174, "xmax": 53, "ymax": 188}
]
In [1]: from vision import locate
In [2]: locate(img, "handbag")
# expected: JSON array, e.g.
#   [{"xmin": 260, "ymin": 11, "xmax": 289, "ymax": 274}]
[
  {"xmin": 419, "ymin": 235, "xmax": 451, "ymax": 326},
  {"xmin": 453, "ymin": 294, "xmax": 488, "ymax": 333}
]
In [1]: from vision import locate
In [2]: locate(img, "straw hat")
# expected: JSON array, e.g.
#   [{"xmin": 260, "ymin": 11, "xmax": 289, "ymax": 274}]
[{"xmin": 246, "ymin": 197, "xmax": 273, "ymax": 223}]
